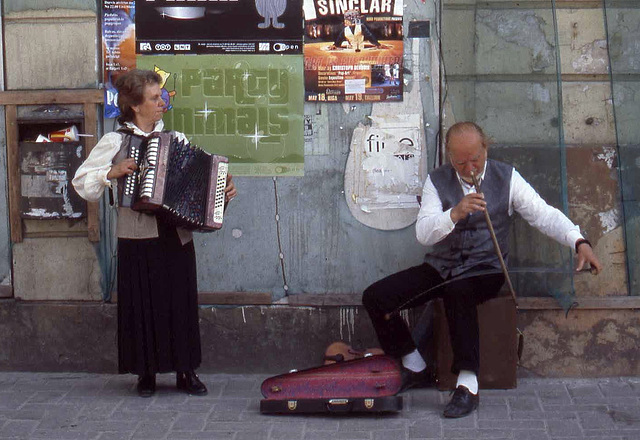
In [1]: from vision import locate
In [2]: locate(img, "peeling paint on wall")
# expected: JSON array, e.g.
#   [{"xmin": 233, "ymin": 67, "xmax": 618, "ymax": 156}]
[
  {"xmin": 598, "ymin": 208, "xmax": 620, "ymax": 234},
  {"xmin": 596, "ymin": 146, "xmax": 617, "ymax": 169},
  {"xmin": 478, "ymin": 10, "xmax": 554, "ymax": 72},
  {"xmin": 571, "ymin": 40, "xmax": 608, "ymax": 74},
  {"xmin": 532, "ymin": 83, "xmax": 551, "ymax": 103},
  {"xmin": 339, "ymin": 307, "xmax": 358, "ymax": 342}
]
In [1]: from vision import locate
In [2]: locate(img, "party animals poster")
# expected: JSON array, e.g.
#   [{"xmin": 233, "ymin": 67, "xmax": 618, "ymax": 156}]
[
  {"xmin": 303, "ymin": 0, "xmax": 403, "ymax": 102},
  {"xmin": 135, "ymin": 0, "xmax": 303, "ymax": 55},
  {"xmin": 136, "ymin": 55, "xmax": 305, "ymax": 177}
]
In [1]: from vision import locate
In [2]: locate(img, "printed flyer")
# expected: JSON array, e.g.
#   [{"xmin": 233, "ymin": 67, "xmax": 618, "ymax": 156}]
[
  {"xmin": 135, "ymin": 0, "xmax": 303, "ymax": 55},
  {"xmin": 136, "ymin": 55, "xmax": 305, "ymax": 176},
  {"xmin": 303, "ymin": 0, "xmax": 403, "ymax": 102},
  {"xmin": 102, "ymin": 0, "xmax": 136, "ymax": 118}
]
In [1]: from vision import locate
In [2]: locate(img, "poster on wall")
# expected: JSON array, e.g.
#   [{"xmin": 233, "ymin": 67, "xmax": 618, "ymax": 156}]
[
  {"xmin": 135, "ymin": 0, "xmax": 303, "ymax": 55},
  {"xmin": 136, "ymin": 55, "xmax": 305, "ymax": 176},
  {"xmin": 303, "ymin": 0, "xmax": 403, "ymax": 102},
  {"xmin": 102, "ymin": 0, "xmax": 136, "ymax": 118}
]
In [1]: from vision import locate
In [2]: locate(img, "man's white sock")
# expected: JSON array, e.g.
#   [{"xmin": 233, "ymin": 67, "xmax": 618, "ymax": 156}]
[
  {"xmin": 401, "ymin": 349, "xmax": 427, "ymax": 372},
  {"xmin": 456, "ymin": 370, "xmax": 478, "ymax": 394}
]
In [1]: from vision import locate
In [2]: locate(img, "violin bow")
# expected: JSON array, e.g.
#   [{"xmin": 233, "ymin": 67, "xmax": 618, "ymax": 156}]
[{"xmin": 469, "ymin": 170, "xmax": 518, "ymax": 307}]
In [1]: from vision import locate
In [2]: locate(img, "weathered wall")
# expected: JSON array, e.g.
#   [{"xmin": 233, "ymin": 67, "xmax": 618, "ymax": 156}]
[
  {"xmin": 606, "ymin": 5, "xmax": 640, "ymax": 296},
  {"xmin": 437, "ymin": 0, "xmax": 638, "ymax": 377},
  {"xmin": 3, "ymin": 5, "xmax": 101, "ymax": 300},
  {"xmin": 0, "ymin": 0, "xmax": 638, "ymax": 377},
  {"xmin": 1, "ymin": 302, "xmax": 638, "ymax": 377},
  {"xmin": 519, "ymin": 308, "xmax": 640, "ymax": 377}
]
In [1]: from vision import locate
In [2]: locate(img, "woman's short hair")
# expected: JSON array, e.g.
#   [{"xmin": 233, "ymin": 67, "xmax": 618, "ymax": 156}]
[
  {"xmin": 445, "ymin": 121, "xmax": 490, "ymax": 149},
  {"xmin": 115, "ymin": 69, "xmax": 162, "ymax": 124}
]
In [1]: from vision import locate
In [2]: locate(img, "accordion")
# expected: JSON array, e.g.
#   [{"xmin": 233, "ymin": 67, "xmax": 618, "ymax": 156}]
[{"xmin": 120, "ymin": 132, "xmax": 228, "ymax": 231}]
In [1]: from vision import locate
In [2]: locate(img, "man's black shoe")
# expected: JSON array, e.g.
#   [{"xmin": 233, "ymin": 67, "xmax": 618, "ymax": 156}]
[
  {"xmin": 398, "ymin": 366, "xmax": 437, "ymax": 393},
  {"xmin": 136, "ymin": 374, "xmax": 156, "ymax": 398},
  {"xmin": 443, "ymin": 385, "xmax": 479, "ymax": 418},
  {"xmin": 176, "ymin": 371, "xmax": 208, "ymax": 396}
]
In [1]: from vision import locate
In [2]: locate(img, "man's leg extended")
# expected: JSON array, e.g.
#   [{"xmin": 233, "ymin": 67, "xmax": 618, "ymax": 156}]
[{"xmin": 362, "ymin": 263, "xmax": 443, "ymax": 390}]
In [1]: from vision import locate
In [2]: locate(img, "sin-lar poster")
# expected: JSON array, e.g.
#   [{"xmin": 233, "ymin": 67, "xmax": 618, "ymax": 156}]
[{"xmin": 303, "ymin": 0, "xmax": 403, "ymax": 102}]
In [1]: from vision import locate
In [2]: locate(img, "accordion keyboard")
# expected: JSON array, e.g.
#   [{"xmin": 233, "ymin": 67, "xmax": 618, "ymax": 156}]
[
  {"xmin": 123, "ymin": 139, "xmax": 142, "ymax": 198},
  {"xmin": 213, "ymin": 161, "xmax": 228, "ymax": 225},
  {"xmin": 139, "ymin": 137, "xmax": 159, "ymax": 199}
]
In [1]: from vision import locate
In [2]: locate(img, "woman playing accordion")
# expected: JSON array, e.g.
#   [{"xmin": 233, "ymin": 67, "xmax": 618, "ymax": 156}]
[{"xmin": 73, "ymin": 69, "xmax": 236, "ymax": 397}]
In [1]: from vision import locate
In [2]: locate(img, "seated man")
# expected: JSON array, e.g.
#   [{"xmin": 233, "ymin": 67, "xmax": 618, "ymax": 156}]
[
  {"xmin": 329, "ymin": 9, "xmax": 386, "ymax": 52},
  {"xmin": 363, "ymin": 121, "xmax": 602, "ymax": 418}
]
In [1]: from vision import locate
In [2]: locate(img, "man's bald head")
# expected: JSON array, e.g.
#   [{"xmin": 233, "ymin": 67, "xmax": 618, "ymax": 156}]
[
  {"xmin": 445, "ymin": 122, "xmax": 489, "ymax": 183},
  {"xmin": 445, "ymin": 122, "xmax": 489, "ymax": 151}
]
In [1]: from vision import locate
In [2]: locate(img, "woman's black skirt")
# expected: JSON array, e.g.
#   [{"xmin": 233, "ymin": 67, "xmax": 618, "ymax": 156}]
[{"xmin": 117, "ymin": 220, "xmax": 201, "ymax": 375}]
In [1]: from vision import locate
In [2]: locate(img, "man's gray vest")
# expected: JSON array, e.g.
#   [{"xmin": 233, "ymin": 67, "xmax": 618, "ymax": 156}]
[{"xmin": 423, "ymin": 159, "xmax": 513, "ymax": 279}]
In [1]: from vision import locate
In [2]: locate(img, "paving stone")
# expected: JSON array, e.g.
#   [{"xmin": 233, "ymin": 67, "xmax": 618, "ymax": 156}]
[
  {"xmin": 167, "ymin": 432, "xmax": 234, "ymax": 440},
  {"xmin": 477, "ymin": 419, "xmax": 543, "ymax": 429},
  {"xmin": 508, "ymin": 396, "xmax": 542, "ymax": 412},
  {"xmin": 476, "ymin": 403, "xmax": 509, "ymax": 420},
  {"xmin": 0, "ymin": 420, "xmax": 38, "ymax": 437},
  {"xmin": 567, "ymin": 384, "xmax": 604, "ymax": 399},
  {"xmin": 95, "ymin": 433, "xmax": 133, "ymax": 440},
  {"xmin": 0, "ymin": 373, "xmax": 637, "ymax": 439},
  {"xmin": 577, "ymin": 409, "xmax": 617, "ymax": 429},
  {"xmin": 301, "ymin": 417, "xmax": 341, "ymax": 431},
  {"xmin": 170, "ymin": 413, "xmax": 207, "ymax": 431},
  {"xmin": 511, "ymin": 410, "xmax": 577, "ymax": 420},
  {"xmin": 30, "ymin": 429, "xmax": 102, "ymax": 439},
  {"xmin": 337, "ymin": 418, "xmax": 407, "ymax": 431},
  {"xmin": 131, "ymin": 419, "xmax": 173, "ymax": 439},
  {"xmin": 267, "ymin": 420, "xmax": 306, "ymax": 439},
  {"xmin": 408, "ymin": 419, "xmax": 442, "ymax": 439},
  {"xmin": 599, "ymin": 380, "xmax": 637, "ymax": 397},
  {"xmin": 372, "ymin": 428, "xmax": 407, "ymax": 440},
  {"xmin": 512, "ymin": 430, "xmax": 550, "ymax": 440},
  {"xmin": 546, "ymin": 419, "xmax": 584, "ymax": 437},
  {"xmin": 304, "ymin": 431, "xmax": 371, "ymax": 440}
]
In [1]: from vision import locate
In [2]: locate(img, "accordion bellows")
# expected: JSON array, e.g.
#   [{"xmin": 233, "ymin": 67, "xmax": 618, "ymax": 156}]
[{"xmin": 121, "ymin": 132, "xmax": 228, "ymax": 231}]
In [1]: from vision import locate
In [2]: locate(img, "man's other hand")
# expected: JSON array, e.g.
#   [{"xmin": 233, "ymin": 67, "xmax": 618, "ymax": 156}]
[{"xmin": 576, "ymin": 241, "xmax": 603, "ymax": 275}]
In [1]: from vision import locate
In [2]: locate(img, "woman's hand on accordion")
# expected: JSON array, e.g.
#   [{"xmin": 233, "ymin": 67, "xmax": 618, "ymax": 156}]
[
  {"xmin": 225, "ymin": 173, "xmax": 237, "ymax": 203},
  {"xmin": 107, "ymin": 158, "xmax": 138, "ymax": 180}
]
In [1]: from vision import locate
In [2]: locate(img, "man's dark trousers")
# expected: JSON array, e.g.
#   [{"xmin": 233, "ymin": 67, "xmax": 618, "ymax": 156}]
[{"xmin": 362, "ymin": 263, "xmax": 505, "ymax": 375}]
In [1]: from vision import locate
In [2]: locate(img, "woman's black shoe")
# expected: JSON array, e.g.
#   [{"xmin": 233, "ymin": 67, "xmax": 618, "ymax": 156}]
[
  {"xmin": 176, "ymin": 371, "xmax": 208, "ymax": 396},
  {"xmin": 136, "ymin": 374, "xmax": 156, "ymax": 398}
]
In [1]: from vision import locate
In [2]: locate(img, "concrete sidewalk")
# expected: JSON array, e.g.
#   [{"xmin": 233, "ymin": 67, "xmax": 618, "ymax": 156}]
[{"xmin": 0, "ymin": 372, "xmax": 639, "ymax": 439}]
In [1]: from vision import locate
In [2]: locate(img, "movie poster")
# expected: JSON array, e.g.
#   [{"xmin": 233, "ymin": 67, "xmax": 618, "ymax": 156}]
[
  {"xmin": 103, "ymin": 0, "xmax": 136, "ymax": 118},
  {"xmin": 135, "ymin": 0, "xmax": 303, "ymax": 55},
  {"xmin": 303, "ymin": 0, "xmax": 403, "ymax": 102},
  {"xmin": 136, "ymin": 55, "xmax": 305, "ymax": 176}
]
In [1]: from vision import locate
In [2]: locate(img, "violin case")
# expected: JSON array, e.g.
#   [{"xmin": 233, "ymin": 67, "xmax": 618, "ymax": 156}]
[{"xmin": 260, "ymin": 355, "xmax": 403, "ymax": 414}]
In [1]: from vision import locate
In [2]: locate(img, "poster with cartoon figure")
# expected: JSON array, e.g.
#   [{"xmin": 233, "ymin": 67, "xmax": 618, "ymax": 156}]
[
  {"xmin": 137, "ymin": 55, "xmax": 305, "ymax": 176},
  {"xmin": 303, "ymin": 0, "xmax": 403, "ymax": 102},
  {"xmin": 134, "ymin": 0, "xmax": 303, "ymax": 55},
  {"xmin": 102, "ymin": 0, "xmax": 136, "ymax": 118}
]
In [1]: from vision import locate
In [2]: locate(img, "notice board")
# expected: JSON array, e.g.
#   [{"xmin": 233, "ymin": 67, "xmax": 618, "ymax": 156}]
[{"xmin": 20, "ymin": 142, "xmax": 86, "ymax": 219}]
